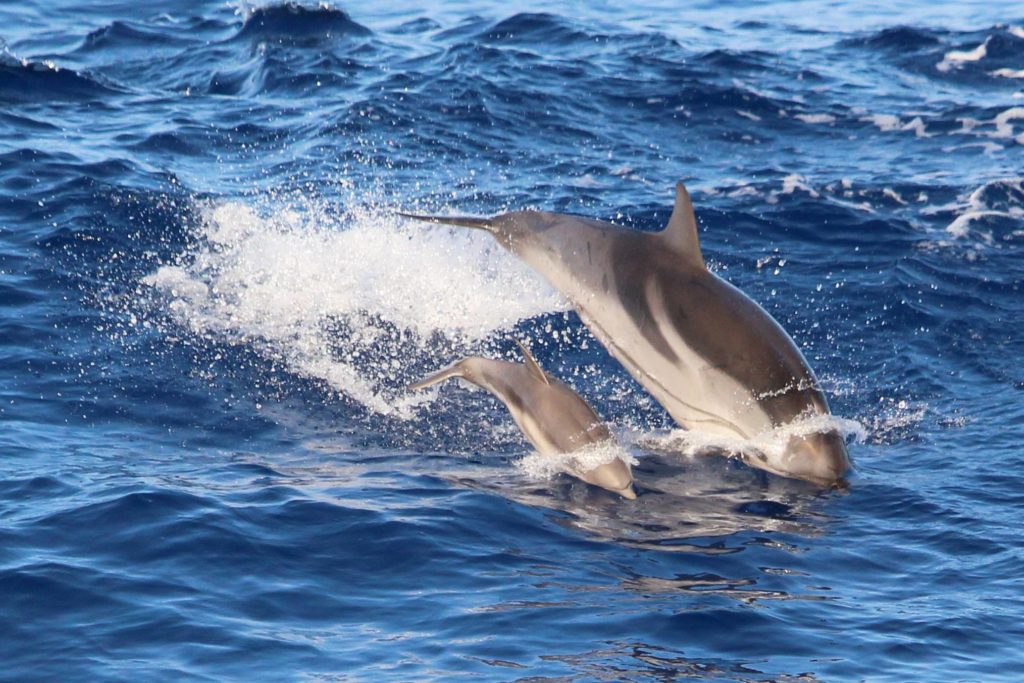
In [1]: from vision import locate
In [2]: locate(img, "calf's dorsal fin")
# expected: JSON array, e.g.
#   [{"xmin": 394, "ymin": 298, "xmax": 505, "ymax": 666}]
[
  {"xmin": 662, "ymin": 182, "xmax": 705, "ymax": 269},
  {"xmin": 515, "ymin": 340, "xmax": 550, "ymax": 385}
]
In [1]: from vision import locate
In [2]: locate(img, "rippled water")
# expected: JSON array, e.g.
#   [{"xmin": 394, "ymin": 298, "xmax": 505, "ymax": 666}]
[{"xmin": 2, "ymin": 1, "xmax": 1023, "ymax": 680}]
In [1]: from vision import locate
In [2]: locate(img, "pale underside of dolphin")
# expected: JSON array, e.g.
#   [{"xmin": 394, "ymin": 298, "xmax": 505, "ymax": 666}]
[
  {"xmin": 408, "ymin": 342, "xmax": 637, "ymax": 499},
  {"xmin": 400, "ymin": 182, "xmax": 851, "ymax": 487}
]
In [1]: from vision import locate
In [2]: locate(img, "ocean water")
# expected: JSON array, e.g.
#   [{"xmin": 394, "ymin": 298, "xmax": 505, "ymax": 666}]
[{"xmin": 2, "ymin": 0, "xmax": 1023, "ymax": 679}]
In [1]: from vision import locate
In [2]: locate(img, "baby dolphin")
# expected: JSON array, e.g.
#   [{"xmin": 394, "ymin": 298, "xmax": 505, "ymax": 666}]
[
  {"xmin": 401, "ymin": 183, "xmax": 850, "ymax": 486},
  {"xmin": 409, "ymin": 342, "xmax": 637, "ymax": 499}
]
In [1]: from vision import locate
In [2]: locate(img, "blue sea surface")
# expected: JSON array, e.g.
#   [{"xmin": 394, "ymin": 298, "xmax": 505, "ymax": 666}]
[{"xmin": 2, "ymin": 0, "xmax": 1023, "ymax": 680}]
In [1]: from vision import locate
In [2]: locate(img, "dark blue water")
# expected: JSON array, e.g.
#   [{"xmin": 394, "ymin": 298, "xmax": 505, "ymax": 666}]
[{"xmin": 2, "ymin": 1, "xmax": 1023, "ymax": 680}]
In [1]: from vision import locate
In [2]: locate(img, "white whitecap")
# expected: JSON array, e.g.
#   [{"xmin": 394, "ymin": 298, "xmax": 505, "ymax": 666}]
[
  {"xmin": 901, "ymin": 116, "xmax": 932, "ymax": 138},
  {"xmin": 991, "ymin": 68, "xmax": 1024, "ymax": 79},
  {"xmin": 936, "ymin": 37, "xmax": 989, "ymax": 73},
  {"xmin": 862, "ymin": 114, "xmax": 902, "ymax": 131},
  {"xmin": 780, "ymin": 173, "xmax": 819, "ymax": 197},
  {"xmin": 942, "ymin": 178, "xmax": 1024, "ymax": 239},
  {"xmin": 795, "ymin": 113, "xmax": 836, "ymax": 124}
]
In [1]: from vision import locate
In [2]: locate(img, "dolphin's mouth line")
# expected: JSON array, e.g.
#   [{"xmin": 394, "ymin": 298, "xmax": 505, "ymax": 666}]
[{"xmin": 612, "ymin": 483, "xmax": 638, "ymax": 499}]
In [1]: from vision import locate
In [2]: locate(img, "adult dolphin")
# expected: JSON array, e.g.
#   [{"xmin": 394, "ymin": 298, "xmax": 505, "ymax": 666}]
[
  {"xmin": 401, "ymin": 183, "xmax": 850, "ymax": 486},
  {"xmin": 409, "ymin": 342, "xmax": 637, "ymax": 499}
]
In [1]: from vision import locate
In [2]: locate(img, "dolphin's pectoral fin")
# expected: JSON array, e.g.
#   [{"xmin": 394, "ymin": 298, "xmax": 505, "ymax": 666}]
[
  {"xmin": 407, "ymin": 363, "xmax": 466, "ymax": 392},
  {"xmin": 661, "ymin": 182, "xmax": 705, "ymax": 269},
  {"xmin": 397, "ymin": 212, "xmax": 496, "ymax": 233},
  {"xmin": 515, "ymin": 340, "xmax": 550, "ymax": 385}
]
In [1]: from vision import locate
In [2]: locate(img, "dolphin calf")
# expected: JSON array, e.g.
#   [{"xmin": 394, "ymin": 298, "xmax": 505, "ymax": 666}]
[
  {"xmin": 409, "ymin": 342, "xmax": 637, "ymax": 499},
  {"xmin": 401, "ymin": 183, "xmax": 850, "ymax": 486}
]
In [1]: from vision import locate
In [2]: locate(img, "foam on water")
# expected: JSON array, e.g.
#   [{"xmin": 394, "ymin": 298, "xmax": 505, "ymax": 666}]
[
  {"xmin": 516, "ymin": 439, "xmax": 638, "ymax": 481},
  {"xmin": 992, "ymin": 107, "xmax": 1024, "ymax": 141},
  {"xmin": 991, "ymin": 68, "xmax": 1024, "ymax": 79},
  {"xmin": 942, "ymin": 177, "xmax": 1024, "ymax": 239},
  {"xmin": 794, "ymin": 113, "xmax": 836, "ymax": 124},
  {"xmin": 936, "ymin": 37, "xmax": 988, "ymax": 72},
  {"xmin": 862, "ymin": 113, "xmax": 902, "ymax": 131},
  {"xmin": 142, "ymin": 196, "xmax": 567, "ymax": 417},
  {"xmin": 638, "ymin": 413, "xmax": 867, "ymax": 465}
]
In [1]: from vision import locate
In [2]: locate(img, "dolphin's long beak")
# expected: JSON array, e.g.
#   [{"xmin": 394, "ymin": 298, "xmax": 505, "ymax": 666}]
[
  {"xmin": 407, "ymin": 364, "xmax": 465, "ymax": 392},
  {"xmin": 397, "ymin": 212, "xmax": 496, "ymax": 233}
]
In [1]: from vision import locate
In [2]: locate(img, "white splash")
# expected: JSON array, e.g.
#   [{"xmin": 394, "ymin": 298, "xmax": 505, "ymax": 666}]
[
  {"xmin": 515, "ymin": 440, "xmax": 637, "ymax": 481},
  {"xmin": 866, "ymin": 398, "xmax": 928, "ymax": 442},
  {"xmin": 991, "ymin": 68, "xmax": 1024, "ymax": 79},
  {"xmin": 640, "ymin": 413, "xmax": 866, "ymax": 465},
  {"xmin": 142, "ymin": 197, "xmax": 567, "ymax": 417}
]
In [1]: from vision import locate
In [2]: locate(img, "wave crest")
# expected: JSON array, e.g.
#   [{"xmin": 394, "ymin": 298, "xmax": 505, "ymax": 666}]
[{"xmin": 234, "ymin": 2, "xmax": 371, "ymax": 42}]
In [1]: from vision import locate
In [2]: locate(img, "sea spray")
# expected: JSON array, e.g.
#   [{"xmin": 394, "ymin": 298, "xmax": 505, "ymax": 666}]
[
  {"xmin": 143, "ymin": 196, "xmax": 567, "ymax": 417},
  {"xmin": 516, "ymin": 440, "xmax": 638, "ymax": 482}
]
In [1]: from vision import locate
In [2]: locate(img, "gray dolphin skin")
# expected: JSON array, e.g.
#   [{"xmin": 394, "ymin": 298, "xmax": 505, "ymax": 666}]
[
  {"xmin": 409, "ymin": 342, "xmax": 637, "ymax": 499},
  {"xmin": 401, "ymin": 183, "xmax": 850, "ymax": 486}
]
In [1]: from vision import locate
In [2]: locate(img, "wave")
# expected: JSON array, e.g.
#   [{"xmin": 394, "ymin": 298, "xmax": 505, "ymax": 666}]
[
  {"xmin": 842, "ymin": 26, "xmax": 942, "ymax": 51},
  {"xmin": 840, "ymin": 24, "xmax": 1024, "ymax": 87},
  {"xmin": 233, "ymin": 2, "xmax": 371, "ymax": 43},
  {"xmin": 932, "ymin": 27, "xmax": 1024, "ymax": 79},
  {"xmin": 696, "ymin": 48, "xmax": 775, "ymax": 71},
  {"xmin": 471, "ymin": 12, "xmax": 681, "ymax": 58},
  {"xmin": 482, "ymin": 13, "xmax": 591, "ymax": 45},
  {"xmin": 75, "ymin": 20, "xmax": 191, "ymax": 53},
  {"xmin": 205, "ymin": 50, "xmax": 371, "ymax": 97},
  {"xmin": 0, "ymin": 52, "xmax": 122, "ymax": 102},
  {"xmin": 941, "ymin": 178, "xmax": 1024, "ymax": 241}
]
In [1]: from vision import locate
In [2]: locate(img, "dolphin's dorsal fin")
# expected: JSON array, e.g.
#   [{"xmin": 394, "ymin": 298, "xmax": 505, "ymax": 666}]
[
  {"xmin": 515, "ymin": 340, "xmax": 550, "ymax": 385},
  {"xmin": 662, "ymin": 182, "xmax": 705, "ymax": 269}
]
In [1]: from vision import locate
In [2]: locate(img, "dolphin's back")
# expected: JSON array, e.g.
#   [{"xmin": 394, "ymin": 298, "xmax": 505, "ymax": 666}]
[
  {"xmin": 577, "ymin": 231, "xmax": 828, "ymax": 439},
  {"xmin": 479, "ymin": 360, "xmax": 611, "ymax": 455}
]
